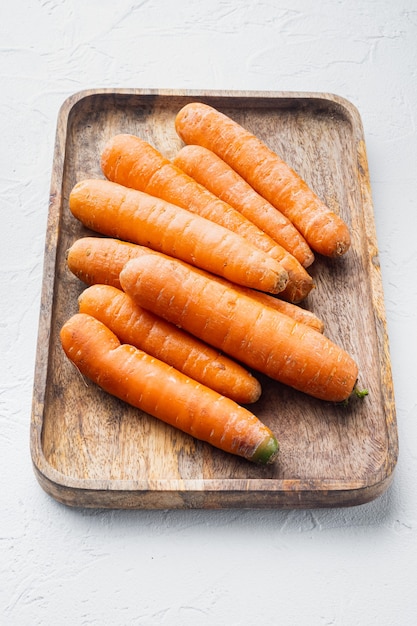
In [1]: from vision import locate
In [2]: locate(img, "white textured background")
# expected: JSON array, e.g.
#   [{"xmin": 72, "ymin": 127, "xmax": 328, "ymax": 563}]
[{"xmin": 1, "ymin": 1, "xmax": 417, "ymax": 624}]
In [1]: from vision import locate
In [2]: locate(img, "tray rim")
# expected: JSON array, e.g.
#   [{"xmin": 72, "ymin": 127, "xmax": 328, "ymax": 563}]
[{"xmin": 30, "ymin": 88, "xmax": 398, "ymax": 509}]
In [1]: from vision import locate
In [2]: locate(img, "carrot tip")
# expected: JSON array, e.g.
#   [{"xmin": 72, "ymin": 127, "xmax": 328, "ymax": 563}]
[
  {"xmin": 251, "ymin": 435, "xmax": 279, "ymax": 464},
  {"xmin": 333, "ymin": 245, "xmax": 349, "ymax": 257},
  {"xmin": 339, "ymin": 385, "xmax": 369, "ymax": 406},
  {"xmin": 354, "ymin": 387, "xmax": 369, "ymax": 399}
]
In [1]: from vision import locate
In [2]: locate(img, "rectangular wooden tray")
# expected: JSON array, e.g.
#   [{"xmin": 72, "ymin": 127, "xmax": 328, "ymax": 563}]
[{"xmin": 30, "ymin": 89, "xmax": 398, "ymax": 509}]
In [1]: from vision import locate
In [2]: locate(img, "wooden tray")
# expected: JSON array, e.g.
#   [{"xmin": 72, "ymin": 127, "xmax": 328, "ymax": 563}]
[{"xmin": 30, "ymin": 89, "xmax": 398, "ymax": 509}]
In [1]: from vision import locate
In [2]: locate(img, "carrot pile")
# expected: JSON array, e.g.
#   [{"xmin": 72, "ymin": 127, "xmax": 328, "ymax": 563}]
[
  {"xmin": 101, "ymin": 134, "xmax": 314, "ymax": 303},
  {"xmin": 60, "ymin": 101, "xmax": 365, "ymax": 465},
  {"xmin": 175, "ymin": 102, "xmax": 351, "ymax": 258}
]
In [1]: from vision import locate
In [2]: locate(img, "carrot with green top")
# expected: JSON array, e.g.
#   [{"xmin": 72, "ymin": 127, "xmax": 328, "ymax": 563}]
[
  {"xmin": 78, "ymin": 284, "xmax": 262, "ymax": 404},
  {"xmin": 120, "ymin": 254, "xmax": 359, "ymax": 402},
  {"xmin": 67, "ymin": 236, "xmax": 324, "ymax": 332},
  {"xmin": 60, "ymin": 313, "xmax": 279, "ymax": 464},
  {"xmin": 175, "ymin": 102, "xmax": 351, "ymax": 258},
  {"xmin": 69, "ymin": 179, "xmax": 288, "ymax": 294},
  {"xmin": 100, "ymin": 133, "xmax": 289, "ymax": 263},
  {"xmin": 173, "ymin": 144, "xmax": 314, "ymax": 269}
]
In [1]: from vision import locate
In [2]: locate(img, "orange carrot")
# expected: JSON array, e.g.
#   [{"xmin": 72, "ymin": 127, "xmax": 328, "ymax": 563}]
[
  {"xmin": 120, "ymin": 255, "xmax": 359, "ymax": 402},
  {"xmin": 69, "ymin": 179, "xmax": 288, "ymax": 294},
  {"xmin": 67, "ymin": 236, "xmax": 324, "ymax": 332},
  {"xmin": 78, "ymin": 284, "xmax": 262, "ymax": 404},
  {"xmin": 173, "ymin": 144, "xmax": 315, "ymax": 269},
  {"xmin": 100, "ymin": 133, "xmax": 289, "ymax": 263},
  {"xmin": 175, "ymin": 102, "xmax": 351, "ymax": 258},
  {"xmin": 60, "ymin": 313, "xmax": 279, "ymax": 463},
  {"xmin": 66, "ymin": 236, "xmax": 148, "ymax": 289}
]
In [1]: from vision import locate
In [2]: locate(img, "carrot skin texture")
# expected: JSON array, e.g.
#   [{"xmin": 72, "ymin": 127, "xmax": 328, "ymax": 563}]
[
  {"xmin": 67, "ymin": 236, "xmax": 324, "ymax": 333},
  {"xmin": 173, "ymin": 144, "xmax": 315, "ymax": 269},
  {"xmin": 175, "ymin": 102, "xmax": 351, "ymax": 258},
  {"xmin": 66, "ymin": 237, "xmax": 149, "ymax": 290},
  {"xmin": 60, "ymin": 314, "xmax": 278, "ymax": 464},
  {"xmin": 120, "ymin": 255, "xmax": 359, "ymax": 402},
  {"xmin": 244, "ymin": 290, "xmax": 325, "ymax": 334},
  {"xmin": 69, "ymin": 178, "xmax": 288, "ymax": 294},
  {"xmin": 78, "ymin": 284, "xmax": 262, "ymax": 404},
  {"xmin": 100, "ymin": 133, "xmax": 289, "ymax": 263}
]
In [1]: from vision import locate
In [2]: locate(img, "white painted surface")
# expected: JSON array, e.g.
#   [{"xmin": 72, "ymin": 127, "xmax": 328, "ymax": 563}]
[{"xmin": 1, "ymin": 1, "xmax": 416, "ymax": 624}]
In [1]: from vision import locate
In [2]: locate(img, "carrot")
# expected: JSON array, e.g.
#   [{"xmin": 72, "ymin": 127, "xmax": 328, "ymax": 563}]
[
  {"xmin": 67, "ymin": 236, "xmax": 324, "ymax": 332},
  {"xmin": 66, "ymin": 236, "xmax": 148, "ymax": 289},
  {"xmin": 119, "ymin": 255, "xmax": 359, "ymax": 402},
  {"xmin": 78, "ymin": 284, "xmax": 262, "ymax": 404},
  {"xmin": 69, "ymin": 179, "xmax": 288, "ymax": 294},
  {"xmin": 175, "ymin": 102, "xmax": 351, "ymax": 258},
  {"xmin": 60, "ymin": 313, "xmax": 279, "ymax": 464},
  {"xmin": 173, "ymin": 144, "xmax": 315, "ymax": 269},
  {"xmin": 100, "ymin": 133, "xmax": 289, "ymax": 263}
]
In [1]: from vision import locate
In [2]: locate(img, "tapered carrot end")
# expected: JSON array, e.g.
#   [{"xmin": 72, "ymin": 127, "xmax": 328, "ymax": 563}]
[
  {"xmin": 251, "ymin": 435, "xmax": 279, "ymax": 464},
  {"xmin": 319, "ymin": 218, "xmax": 351, "ymax": 258}
]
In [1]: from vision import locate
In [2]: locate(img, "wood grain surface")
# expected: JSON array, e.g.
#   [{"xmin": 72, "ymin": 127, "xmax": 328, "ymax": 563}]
[{"xmin": 30, "ymin": 89, "xmax": 398, "ymax": 509}]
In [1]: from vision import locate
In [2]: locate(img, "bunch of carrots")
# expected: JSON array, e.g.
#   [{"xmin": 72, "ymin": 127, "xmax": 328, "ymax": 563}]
[{"xmin": 60, "ymin": 101, "xmax": 364, "ymax": 465}]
